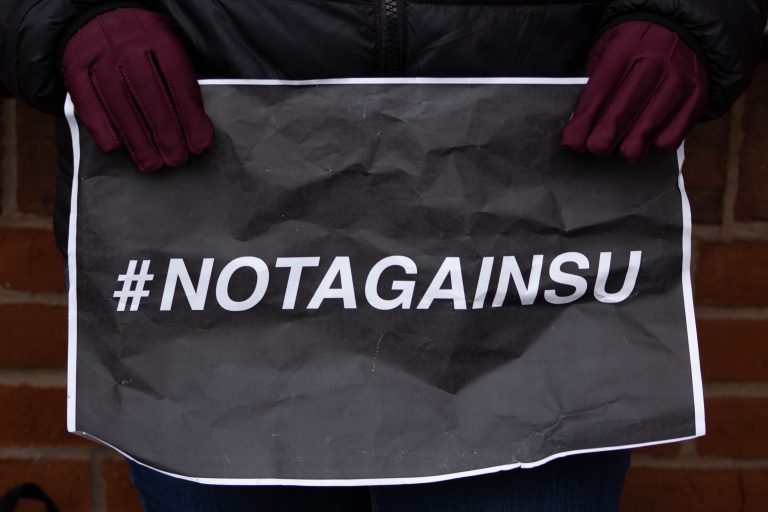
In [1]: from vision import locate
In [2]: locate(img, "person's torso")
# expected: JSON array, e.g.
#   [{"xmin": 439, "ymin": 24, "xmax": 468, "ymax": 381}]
[{"xmin": 155, "ymin": 0, "xmax": 605, "ymax": 79}]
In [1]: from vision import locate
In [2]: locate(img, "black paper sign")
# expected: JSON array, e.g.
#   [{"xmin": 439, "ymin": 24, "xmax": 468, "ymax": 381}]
[{"xmin": 65, "ymin": 80, "xmax": 704, "ymax": 484}]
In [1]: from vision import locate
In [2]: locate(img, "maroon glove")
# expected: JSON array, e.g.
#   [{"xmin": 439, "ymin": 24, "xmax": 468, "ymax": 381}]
[
  {"xmin": 61, "ymin": 8, "xmax": 213, "ymax": 172},
  {"xmin": 562, "ymin": 21, "xmax": 709, "ymax": 164}
]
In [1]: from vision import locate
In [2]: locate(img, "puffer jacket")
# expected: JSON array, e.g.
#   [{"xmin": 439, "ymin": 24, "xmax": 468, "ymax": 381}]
[{"xmin": 1, "ymin": 0, "xmax": 766, "ymax": 253}]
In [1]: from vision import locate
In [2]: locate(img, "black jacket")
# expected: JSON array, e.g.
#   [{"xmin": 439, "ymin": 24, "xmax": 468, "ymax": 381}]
[{"xmin": 1, "ymin": 0, "xmax": 766, "ymax": 252}]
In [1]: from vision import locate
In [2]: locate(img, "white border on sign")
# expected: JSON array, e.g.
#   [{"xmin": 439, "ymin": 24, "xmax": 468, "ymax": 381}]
[
  {"xmin": 199, "ymin": 77, "xmax": 591, "ymax": 86},
  {"xmin": 65, "ymin": 95, "xmax": 80, "ymax": 434},
  {"xmin": 677, "ymin": 144, "xmax": 706, "ymax": 436},
  {"xmin": 65, "ymin": 77, "xmax": 704, "ymax": 485}
]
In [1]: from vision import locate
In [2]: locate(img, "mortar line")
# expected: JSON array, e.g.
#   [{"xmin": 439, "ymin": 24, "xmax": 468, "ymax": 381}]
[
  {"xmin": 0, "ymin": 289, "xmax": 68, "ymax": 306},
  {"xmin": 704, "ymin": 382, "xmax": 768, "ymax": 397},
  {"xmin": 0, "ymin": 446, "xmax": 95, "ymax": 459},
  {"xmin": 632, "ymin": 454, "xmax": 768, "ymax": 470},
  {"xmin": 695, "ymin": 307, "xmax": 768, "ymax": 319},
  {"xmin": 0, "ymin": 214, "xmax": 54, "ymax": 229},
  {"xmin": 693, "ymin": 223, "xmax": 768, "ymax": 241},
  {"xmin": 0, "ymin": 369, "xmax": 67, "ymax": 387},
  {"xmin": 679, "ymin": 439, "xmax": 698, "ymax": 457}
]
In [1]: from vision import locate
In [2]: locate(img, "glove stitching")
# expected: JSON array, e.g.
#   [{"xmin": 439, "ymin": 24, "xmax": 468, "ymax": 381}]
[
  {"xmin": 585, "ymin": 59, "xmax": 641, "ymax": 153},
  {"xmin": 146, "ymin": 49, "xmax": 188, "ymax": 161},
  {"xmin": 85, "ymin": 71, "xmax": 120, "ymax": 150},
  {"xmin": 88, "ymin": 71, "xmax": 129, "ymax": 150},
  {"xmin": 121, "ymin": 61, "xmax": 185, "ymax": 166},
  {"xmin": 74, "ymin": 34, "xmax": 119, "ymax": 150},
  {"xmin": 640, "ymin": 22, "xmax": 653, "ymax": 39},
  {"xmin": 666, "ymin": 36, "xmax": 681, "ymax": 63},
  {"xmin": 119, "ymin": 65, "xmax": 161, "ymax": 160},
  {"xmin": 151, "ymin": 49, "xmax": 202, "ymax": 153},
  {"xmin": 117, "ymin": 65, "xmax": 163, "ymax": 170},
  {"xmin": 611, "ymin": 63, "xmax": 671, "ymax": 153},
  {"xmin": 129, "ymin": 8, "xmax": 148, "ymax": 31},
  {"xmin": 95, "ymin": 16, "xmax": 116, "ymax": 50},
  {"xmin": 90, "ymin": 67, "xmax": 157, "ymax": 171}
]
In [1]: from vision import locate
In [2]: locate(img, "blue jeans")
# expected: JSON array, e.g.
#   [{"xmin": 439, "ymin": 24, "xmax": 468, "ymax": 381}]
[{"xmin": 128, "ymin": 450, "xmax": 630, "ymax": 512}]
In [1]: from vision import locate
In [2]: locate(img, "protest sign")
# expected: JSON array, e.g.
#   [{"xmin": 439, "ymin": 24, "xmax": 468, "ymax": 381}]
[{"xmin": 66, "ymin": 79, "xmax": 703, "ymax": 484}]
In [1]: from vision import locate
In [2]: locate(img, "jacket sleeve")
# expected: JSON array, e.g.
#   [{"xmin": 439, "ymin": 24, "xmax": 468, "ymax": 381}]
[
  {"xmin": 0, "ymin": 0, "xmax": 150, "ymax": 114},
  {"xmin": 602, "ymin": 0, "xmax": 768, "ymax": 119}
]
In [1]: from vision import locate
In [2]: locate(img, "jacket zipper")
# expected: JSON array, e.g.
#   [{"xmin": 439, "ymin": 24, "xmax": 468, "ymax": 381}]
[{"xmin": 379, "ymin": 0, "xmax": 404, "ymax": 76}]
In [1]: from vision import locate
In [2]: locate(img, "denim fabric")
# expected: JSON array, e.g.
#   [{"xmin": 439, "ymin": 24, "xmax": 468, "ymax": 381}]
[{"xmin": 128, "ymin": 450, "xmax": 630, "ymax": 512}]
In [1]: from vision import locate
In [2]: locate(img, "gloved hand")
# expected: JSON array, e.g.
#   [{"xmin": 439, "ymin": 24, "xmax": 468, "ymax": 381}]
[
  {"xmin": 561, "ymin": 21, "xmax": 709, "ymax": 165},
  {"xmin": 61, "ymin": 8, "xmax": 213, "ymax": 172}
]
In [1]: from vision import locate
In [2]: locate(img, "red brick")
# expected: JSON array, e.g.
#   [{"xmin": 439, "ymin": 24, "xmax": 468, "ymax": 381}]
[
  {"xmin": 697, "ymin": 318, "xmax": 768, "ymax": 382},
  {"xmin": 736, "ymin": 63, "xmax": 768, "ymax": 221},
  {"xmin": 683, "ymin": 114, "xmax": 730, "ymax": 224},
  {"xmin": 102, "ymin": 460, "xmax": 143, "ymax": 512},
  {"xmin": 621, "ymin": 468, "xmax": 741, "ymax": 512},
  {"xmin": 15, "ymin": 101, "xmax": 57, "ymax": 216},
  {"xmin": 0, "ymin": 386, "xmax": 89, "ymax": 446},
  {"xmin": 0, "ymin": 459, "xmax": 90, "ymax": 512},
  {"xmin": 687, "ymin": 190, "xmax": 726, "ymax": 225},
  {"xmin": 0, "ymin": 227, "xmax": 64, "ymax": 293},
  {"xmin": 743, "ymin": 470, "xmax": 768, "ymax": 512},
  {"xmin": 633, "ymin": 441, "xmax": 681, "ymax": 458},
  {"xmin": 0, "ymin": 305, "xmax": 67, "ymax": 368},
  {"xmin": 697, "ymin": 397, "xmax": 768, "ymax": 457},
  {"xmin": 695, "ymin": 242, "xmax": 768, "ymax": 307}
]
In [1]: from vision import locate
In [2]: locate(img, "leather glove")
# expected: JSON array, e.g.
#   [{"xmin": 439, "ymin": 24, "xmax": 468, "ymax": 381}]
[
  {"xmin": 561, "ymin": 21, "xmax": 709, "ymax": 165},
  {"xmin": 61, "ymin": 8, "xmax": 213, "ymax": 172}
]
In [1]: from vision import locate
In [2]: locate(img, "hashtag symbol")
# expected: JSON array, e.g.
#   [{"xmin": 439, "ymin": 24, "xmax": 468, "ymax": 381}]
[{"xmin": 114, "ymin": 260, "xmax": 154, "ymax": 312}]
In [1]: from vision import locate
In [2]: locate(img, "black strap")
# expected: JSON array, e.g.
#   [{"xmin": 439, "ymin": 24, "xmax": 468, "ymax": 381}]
[{"xmin": 0, "ymin": 483, "xmax": 60, "ymax": 512}]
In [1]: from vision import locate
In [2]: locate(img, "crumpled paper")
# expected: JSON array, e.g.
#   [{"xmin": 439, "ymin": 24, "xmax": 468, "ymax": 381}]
[{"xmin": 68, "ymin": 81, "xmax": 702, "ymax": 483}]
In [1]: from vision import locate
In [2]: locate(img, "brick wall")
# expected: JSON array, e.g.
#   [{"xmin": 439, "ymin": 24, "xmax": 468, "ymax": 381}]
[
  {"xmin": 1, "ymin": 100, "xmax": 143, "ymax": 511},
  {"xmin": 1, "ymin": 68, "xmax": 767, "ymax": 510}
]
